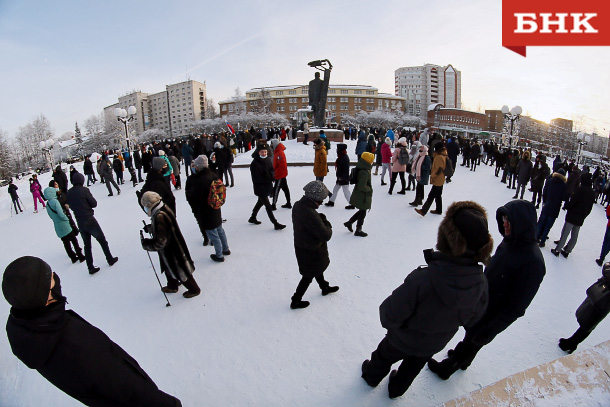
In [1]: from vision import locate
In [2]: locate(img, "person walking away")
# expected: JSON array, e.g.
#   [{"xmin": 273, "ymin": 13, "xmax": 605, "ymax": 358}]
[
  {"xmin": 43, "ymin": 186, "xmax": 85, "ymax": 264},
  {"xmin": 123, "ymin": 151, "xmax": 138, "ymax": 187},
  {"xmin": 406, "ymin": 142, "xmax": 419, "ymax": 191},
  {"xmin": 362, "ymin": 201, "xmax": 492, "ymax": 399},
  {"xmin": 380, "ymin": 137, "xmax": 392, "ymax": 186},
  {"xmin": 8, "ymin": 179, "xmax": 23, "ymax": 214},
  {"xmin": 112, "ymin": 154, "xmax": 124, "ymax": 185},
  {"xmin": 428, "ymin": 200, "xmax": 545, "ymax": 380},
  {"xmin": 551, "ymin": 173, "xmax": 595, "ymax": 258},
  {"xmin": 469, "ymin": 140, "xmax": 480, "ymax": 172},
  {"xmin": 290, "ymin": 181, "xmax": 339, "ymax": 309},
  {"xmin": 2, "ymin": 256, "xmax": 182, "ymax": 407},
  {"xmin": 325, "ymin": 143, "xmax": 354, "ymax": 209},
  {"xmin": 83, "ymin": 156, "xmax": 96, "ymax": 186},
  {"xmin": 530, "ymin": 154, "xmax": 550, "ymax": 208},
  {"xmin": 168, "ymin": 151, "xmax": 181, "ymax": 190},
  {"xmin": 271, "ymin": 139, "xmax": 291, "ymax": 209},
  {"xmin": 355, "ymin": 129, "xmax": 367, "ymax": 159},
  {"xmin": 140, "ymin": 192, "xmax": 201, "ymax": 298},
  {"xmin": 181, "ymin": 141, "xmax": 194, "ymax": 177},
  {"xmin": 53, "ymin": 165, "xmax": 68, "ymax": 194},
  {"xmin": 100, "ymin": 155, "xmax": 121, "ymax": 196},
  {"xmin": 134, "ymin": 146, "xmax": 144, "ymax": 182},
  {"xmin": 445, "ymin": 137, "xmax": 460, "ymax": 182},
  {"xmin": 374, "ymin": 135, "xmax": 383, "ymax": 176},
  {"xmin": 344, "ymin": 152, "xmax": 374, "ymax": 237},
  {"xmin": 415, "ymin": 143, "xmax": 447, "ymax": 216},
  {"xmin": 536, "ymin": 168, "xmax": 568, "ymax": 247},
  {"xmin": 313, "ymin": 138, "xmax": 328, "ymax": 182},
  {"xmin": 514, "ymin": 151, "xmax": 533, "ymax": 199},
  {"xmin": 66, "ymin": 173, "xmax": 118, "ymax": 274},
  {"xmin": 30, "ymin": 176, "xmax": 46, "ymax": 213},
  {"xmin": 185, "ymin": 155, "xmax": 231, "ymax": 262},
  {"xmin": 248, "ymin": 141, "xmax": 286, "ymax": 230},
  {"xmin": 409, "ymin": 145, "xmax": 431, "ymax": 207},
  {"xmin": 388, "ymin": 138, "xmax": 408, "ymax": 195}
]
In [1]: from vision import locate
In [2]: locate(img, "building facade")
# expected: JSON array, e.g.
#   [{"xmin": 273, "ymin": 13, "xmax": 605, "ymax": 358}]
[
  {"xmin": 395, "ymin": 64, "xmax": 461, "ymax": 121},
  {"xmin": 426, "ymin": 107, "xmax": 486, "ymax": 137},
  {"xmin": 218, "ymin": 85, "xmax": 405, "ymax": 124},
  {"xmin": 104, "ymin": 79, "xmax": 207, "ymax": 137}
]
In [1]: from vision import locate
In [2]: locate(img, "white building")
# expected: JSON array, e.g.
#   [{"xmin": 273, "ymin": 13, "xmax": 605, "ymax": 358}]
[{"xmin": 395, "ymin": 64, "xmax": 461, "ymax": 121}]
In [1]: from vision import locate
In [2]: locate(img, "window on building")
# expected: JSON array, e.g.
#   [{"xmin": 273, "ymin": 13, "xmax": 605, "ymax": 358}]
[
  {"xmin": 340, "ymin": 90, "xmax": 348, "ymax": 94},
  {"xmin": 341, "ymin": 105, "xmax": 348, "ymax": 111},
  {"xmin": 354, "ymin": 98, "xmax": 361, "ymax": 103},
  {"xmin": 302, "ymin": 97, "xmax": 309, "ymax": 103},
  {"xmin": 354, "ymin": 90, "xmax": 362, "ymax": 94},
  {"xmin": 289, "ymin": 90, "xmax": 296, "ymax": 95},
  {"xmin": 277, "ymin": 98, "xmax": 284, "ymax": 104},
  {"xmin": 366, "ymin": 90, "xmax": 375, "ymax": 95},
  {"xmin": 340, "ymin": 97, "xmax": 348, "ymax": 103},
  {"xmin": 276, "ymin": 91, "xmax": 284, "ymax": 95},
  {"xmin": 328, "ymin": 89, "xmax": 335, "ymax": 94}
]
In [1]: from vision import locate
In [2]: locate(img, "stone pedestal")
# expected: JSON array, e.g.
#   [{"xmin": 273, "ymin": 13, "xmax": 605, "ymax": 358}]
[{"xmin": 296, "ymin": 129, "xmax": 344, "ymax": 143}]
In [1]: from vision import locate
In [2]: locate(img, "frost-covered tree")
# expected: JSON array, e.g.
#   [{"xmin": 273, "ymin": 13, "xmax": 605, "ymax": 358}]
[
  {"xmin": 74, "ymin": 121, "xmax": 84, "ymax": 157},
  {"xmin": 14, "ymin": 114, "xmax": 55, "ymax": 168},
  {"xmin": 138, "ymin": 129, "xmax": 167, "ymax": 144},
  {"xmin": 0, "ymin": 128, "xmax": 12, "ymax": 178},
  {"xmin": 205, "ymin": 98, "xmax": 219, "ymax": 119},
  {"xmin": 233, "ymin": 87, "xmax": 247, "ymax": 116}
]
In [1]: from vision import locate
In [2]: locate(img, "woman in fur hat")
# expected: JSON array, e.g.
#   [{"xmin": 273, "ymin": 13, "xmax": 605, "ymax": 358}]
[{"xmin": 361, "ymin": 201, "xmax": 492, "ymax": 399}]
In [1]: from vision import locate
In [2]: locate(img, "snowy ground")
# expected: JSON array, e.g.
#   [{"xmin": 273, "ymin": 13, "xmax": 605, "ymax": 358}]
[{"xmin": 1, "ymin": 138, "xmax": 609, "ymax": 406}]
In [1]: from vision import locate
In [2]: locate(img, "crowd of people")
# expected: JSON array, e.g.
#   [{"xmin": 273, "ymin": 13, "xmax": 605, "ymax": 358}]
[{"xmin": 4, "ymin": 124, "xmax": 610, "ymax": 404}]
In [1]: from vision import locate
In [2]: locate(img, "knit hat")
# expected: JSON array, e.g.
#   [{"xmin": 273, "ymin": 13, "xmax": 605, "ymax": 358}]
[
  {"xmin": 434, "ymin": 142, "xmax": 445, "ymax": 152},
  {"xmin": 385, "ymin": 137, "xmax": 391, "ymax": 145},
  {"xmin": 436, "ymin": 201, "xmax": 494, "ymax": 264},
  {"xmin": 214, "ymin": 142, "xmax": 222, "ymax": 149},
  {"xmin": 337, "ymin": 143, "xmax": 347, "ymax": 152},
  {"xmin": 193, "ymin": 155, "xmax": 208, "ymax": 169},
  {"xmin": 361, "ymin": 152, "xmax": 375, "ymax": 165},
  {"xmin": 158, "ymin": 150, "xmax": 166, "ymax": 156},
  {"xmin": 581, "ymin": 172, "xmax": 593, "ymax": 187},
  {"xmin": 72, "ymin": 172, "xmax": 84, "ymax": 186},
  {"xmin": 314, "ymin": 138, "xmax": 322, "ymax": 145},
  {"xmin": 3, "ymin": 256, "xmax": 53, "ymax": 310},
  {"xmin": 398, "ymin": 137, "xmax": 407, "ymax": 146},
  {"xmin": 140, "ymin": 191, "xmax": 162, "ymax": 210},
  {"xmin": 152, "ymin": 157, "xmax": 166, "ymax": 171},
  {"xmin": 270, "ymin": 139, "xmax": 280, "ymax": 149},
  {"xmin": 303, "ymin": 181, "xmax": 329, "ymax": 203},
  {"xmin": 556, "ymin": 168, "xmax": 566, "ymax": 176}
]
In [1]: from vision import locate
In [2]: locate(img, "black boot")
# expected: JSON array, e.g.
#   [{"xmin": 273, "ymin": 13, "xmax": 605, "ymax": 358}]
[
  {"xmin": 248, "ymin": 216, "xmax": 261, "ymax": 225},
  {"xmin": 344, "ymin": 221, "xmax": 353, "ymax": 232},
  {"xmin": 427, "ymin": 357, "xmax": 461, "ymax": 380},
  {"xmin": 281, "ymin": 202, "xmax": 292, "ymax": 209},
  {"xmin": 321, "ymin": 286, "xmax": 339, "ymax": 296},
  {"xmin": 324, "ymin": 201, "xmax": 335, "ymax": 207},
  {"xmin": 354, "ymin": 227, "xmax": 368, "ymax": 237},
  {"xmin": 290, "ymin": 299, "xmax": 310, "ymax": 309},
  {"xmin": 274, "ymin": 222, "xmax": 286, "ymax": 230}
]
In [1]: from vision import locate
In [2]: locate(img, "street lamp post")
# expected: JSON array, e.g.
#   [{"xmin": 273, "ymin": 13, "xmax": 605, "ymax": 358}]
[
  {"xmin": 501, "ymin": 105, "xmax": 522, "ymax": 149},
  {"xmin": 576, "ymin": 131, "xmax": 591, "ymax": 166},
  {"xmin": 114, "ymin": 106, "xmax": 137, "ymax": 154}
]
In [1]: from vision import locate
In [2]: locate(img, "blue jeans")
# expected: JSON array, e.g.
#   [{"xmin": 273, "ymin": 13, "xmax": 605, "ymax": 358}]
[
  {"xmin": 536, "ymin": 213, "xmax": 557, "ymax": 243},
  {"xmin": 206, "ymin": 226, "xmax": 229, "ymax": 258}
]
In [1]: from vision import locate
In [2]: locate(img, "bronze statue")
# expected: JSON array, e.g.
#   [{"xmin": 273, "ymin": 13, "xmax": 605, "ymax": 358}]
[{"xmin": 308, "ymin": 59, "xmax": 333, "ymax": 128}]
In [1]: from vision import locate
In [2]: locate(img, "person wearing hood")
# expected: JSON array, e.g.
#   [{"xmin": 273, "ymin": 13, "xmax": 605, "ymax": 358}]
[
  {"xmin": 415, "ymin": 143, "xmax": 447, "ymax": 216},
  {"xmin": 66, "ymin": 173, "xmax": 118, "ymax": 274},
  {"xmin": 43, "ymin": 186, "xmax": 85, "ymax": 264},
  {"xmin": 112, "ymin": 154, "xmax": 124, "ymax": 185},
  {"xmin": 157, "ymin": 150, "xmax": 174, "ymax": 188},
  {"xmin": 248, "ymin": 141, "xmax": 286, "ymax": 230},
  {"xmin": 389, "ymin": 137, "xmax": 408, "ymax": 195},
  {"xmin": 530, "ymin": 154, "xmax": 551, "ymax": 208},
  {"xmin": 355, "ymin": 130, "xmax": 367, "ymax": 159},
  {"xmin": 140, "ymin": 157, "xmax": 176, "ymax": 216},
  {"xmin": 344, "ymin": 152, "xmax": 374, "ymax": 237},
  {"xmin": 428, "ymin": 200, "xmax": 546, "ymax": 380},
  {"xmin": 406, "ymin": 142, "xmax": 419, "ymax": 191},
  {"xmin": 362, "ymin": 201, "xmax": 492, "ymax": 399},
  {"xmin": 83, "ymin": 156, "xmax": 96, "ymax": 186},
  {"xmin": 513, "ymin": 150, "xmax": 533, "ymax": 199},
  {"xmin": 409, "ymin": 144, "xmax": 431, "ymax": 207},
  {"xmin": 141, "ymin": 192, "xmax": 200, "ymax": 298},
  {"xmin": 100, "ymin": 154, "xmax": 121, "ymax": 196},
  {"xmin": 380, "ymin": 137, "xmax": 392, "ymax": 186},
  {"xmin": 551, "ymin": 173, "xmax": 595, "ymax": 258},
  {"xmin": 271, "ymin": 138, "xmax": 291, "ymax": 210},
  {"xmin": 445, "ymin": 137, "xmax": 460, "ymax": 183},
  {"xmin": 30, "ymin": 175, "xmax": 46, "ymax": 213},
  {"xmin": 8, "ymin": 179, "xmax": 23, "ymax": 214},
  {"xmin": 2, "ymin": 257, "xmax": 181, "ymax": 406},
  {"xmin": 536, "ymin": 168, "xmax": 569, "ymax": 247},
  {"xmin": 313, "ymin": 138, "xmax": 328, "ymax": 182},
  {"xmin": 167, "ymin": 151, "xmax": 181, "ymax": 190},
  {"xmin": 325, "ymin": 143, "xmax": 354, "ymax": 209},
  {"xmin": 53, "ymin": 165, "xmax": 68, "ymax": 194},
  {"xmin": 290, "ymin": 181, "xmax": 339, "ymax": 310}
]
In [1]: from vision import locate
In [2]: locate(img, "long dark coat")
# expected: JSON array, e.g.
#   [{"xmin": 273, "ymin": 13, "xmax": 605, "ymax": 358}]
[
  {"xmin": 379, "ymin": 250, "xmax": 488, "ymax": 357},
  {"xmin": 516, "ymin": 157, "xmax": 533, "ymax": 185},
  {"xmin": 349, "ymin": 158, "xmax": 373, "ymax": 210},
  {"xmin": 531, "ymin": 158, "xmax": 550, "ymax": 188},
  {"xmin": 53, "ymin": 167, "xmax": 68, "ymax": 193},
  {"xmin": 292, "ymin": 196, "xmax": 333, "ymax": 277},
  {"xmin": 83, "ymin": 158, "xmax": 94, "ymax": 175},
  {"xmin": 335, "ymin": 150, "xmax": 350, "ymax": 185},
  {"xmin": 564, "ymin": 183, "xmax": 595, "ymax": 226},
  {"xmin": 6, "ymin": 300, "xmax": 180, "ymax": 407},
  {"xmin": 575, "ymin": 266, "xmax": 610, "ymax": 332},
  {"xmin": 541, "ymin": 172, "xmax": 568, "ymax": 219},
  {"xmin": 142, "ymin": 205, "xmax": 194, "ymax": 283},
  {"xmin": 141, "ymin": 170, "xmax": 176, "ymax": 215},
  {"xmin": 250, "ymin": 155, "xmax": 274, "ymax": 197},
  {"xmin": 184, "ymin": 167, "xmax": 222, "ymax": 231}
]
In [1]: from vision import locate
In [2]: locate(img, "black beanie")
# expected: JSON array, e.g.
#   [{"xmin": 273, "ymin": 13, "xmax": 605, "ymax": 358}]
[
  {"xmin": 453, "ymin": 208, "xmax": 489, "ymax": 252},
  {"xmin": 2, "ymin": 257, "xmax": 53, "ymax": 310},
  {"xmin": 72, "ymin": 172, "xmax": 85, "ymax": 186}
]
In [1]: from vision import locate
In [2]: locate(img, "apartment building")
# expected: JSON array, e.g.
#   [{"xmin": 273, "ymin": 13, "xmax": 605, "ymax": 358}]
[
  {"xmin": 426, "ymin": 107, "xmax": 486, "ymax": 137},
  {"xmin": 395, "ymin": 64, "xmax": 461, "ymax": 121}
]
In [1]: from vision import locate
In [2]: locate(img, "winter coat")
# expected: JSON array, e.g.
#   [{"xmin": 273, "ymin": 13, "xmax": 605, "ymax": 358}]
[
  {"xmin": 142, "ymin": 151, "xmax": 152, "ymax": 173},
  {"xmin": 335, "ymin": 150, "xmax": 350, "ymax": 185},
  {"xmin": 83, "ymin": 159, "xmax": 94, "ymax": 175},
  {"xmin": 250, "ymin": 155, "xmax": 274, "ymax": 197},
  {"xmin": 181, "ymin": 144, "xmax": 193, "ymax": 165},
  {"xmin": 184, "ymin": 167, "xmax": 222, "ymax": 231},
  {"xmin": 292, "ymin": 196, "xmax": 333, "ymax": 277},
  {"xmin": 381, "ymin": 142, "xmax": 392, "ymax": 164},
  {"xmin": 213, "ymin": 147, "xmax": 229, "ymax": 174},
  {"xmin": 380, "ymin": 250, "xmax": 488, "ymax": 357},
  {"xmin": 391, "ymin": 146, "xmax": 407, "ymax": 173},
  {"xmin": 168, "ymin": 156, "xmax": 180, "ymax": 176},
  {"xmin": 8, "ymin": 183, "xmax": 18, "ymax": 199},
  {"xmin": 141, "ymin": 170, "xmax": 176, "ymax": 215},
  {"xmin": 133, "ymin": 150, "xmax": 143, "ymax": 170},
  {"xmin": 566, "ymin": 168, "xmax": 581, "ymax": 196},
  {"xmin": 446, "ymin": 140, "xmax": 460, "ymax": 164},
  {"xmin": 375, "ymin": 139, "xmax": 383, "ymax": 165},
  {"xmin": 43, "ymin": 187, "xmax": 73, "ymax": 238},
  {"xmin": 6, "ymin": 301, "xmax": 181, "ymax": 407},
  {"xmin": 516, "ymin": 157, "xmax": 533, "ymax": 185},
  {"xmin": 552, "ymin": 156, "xmax": 563, "ymax": 172},
  {"xmin": 53, "ymin": 167, "xmax": 68, "ymax": 193},
  {"xmin": 413, "ymin": 153, "xmax": 431, "ymax": 185},
  {"xmin": 575, "ymin": 266, "xmax": 610, "ymax": 332},
  {"xmin": 564, "ymin": 183, "xmax": 595, "ymax": 226},
  {"xmin": 541, "ymin": 172, "xmax": 569, "ymax": 219},
  {"xmin": 509, "ymin": 153, "xmax": 520, "ymax": 171},
  {"xmin": 466, "ymin": 200, "xmax": 546, "ymax": 346},
  {"xmin": 349, "ymin": 158, "xmax": 373, "ymax": 210},
  {"xmin": 430, "ymin": 149, "xmax": 447, "ymax": 187},
  {"xmin": 30, "ymin": 179, "xmax": 43, "ymax": 198},
  {"xmin": 355, "ymin": 133, "xmax": 367, "ymax": 157},
  {"xmin": 66, "ymin": 174, "xmax": 97, "ymax": 223},
  {"xmin": 273, "ymin": 143, "xmax": 288, "ymax": 180},
  {"xmin": 469, "ymin": 143, "xmax": 481, "ymax": 160},
  {"xmin": 112, "ymin": 158, "xmax": 123, "ymax": 173},
  {"xmin": 142, "ymin": 205, "xmax": 194, "ymax": 283},
  {"xmin": 100, "ymin": 158, "xmax": 114, "ymax": 179},
  {"xmin": 531, "ymin": 158, "xmax": 551, "ymax": 188},
  {"xmin": 313, "ymin": 144, "xmax": 328, "ymax": 177}
]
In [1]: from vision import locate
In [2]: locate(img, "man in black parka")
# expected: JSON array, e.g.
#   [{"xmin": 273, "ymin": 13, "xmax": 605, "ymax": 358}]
[
  {"xmin": 428, "ymin": 199, "xmax": 546, "ymax": 380},
  {"xmin": 361, "ymin": 201, "xmax": 493, "ymax": 399},
  {"xmin": 290, "ymin": 181, "xmax": 339, "ymax": 310},
  {"xmin": 2, "ymin": 256, "xmax": 181, "ymax": 407},
  {"xmin": 248, "ymin": 141, "xmax": 285, "ymax": 230}
]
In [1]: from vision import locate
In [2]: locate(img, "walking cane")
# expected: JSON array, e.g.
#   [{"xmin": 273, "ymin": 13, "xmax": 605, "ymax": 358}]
[
  {"xmin": 140, "ymin": 228, "xmax": 171, "ymax": 307},
  {"xmin": 18, "ymin": 197, "xmax": 26, "ymax": 211}
]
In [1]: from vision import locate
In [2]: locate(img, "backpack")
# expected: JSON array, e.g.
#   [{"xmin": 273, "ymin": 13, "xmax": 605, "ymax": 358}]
[
  {"xmin": 443, "ymin": 157, "xmax": 454, "ymax": 178},
  {"xmin": 207, "ymin": 179, "xmax": 226, "ymax": 209},
  {"xmin": 349, "ymin": 167, "xmax": 358, "ymax": 185},
  {"xmin": 398, "ymin": 148, "xmax": 410, "ymax": 166}
]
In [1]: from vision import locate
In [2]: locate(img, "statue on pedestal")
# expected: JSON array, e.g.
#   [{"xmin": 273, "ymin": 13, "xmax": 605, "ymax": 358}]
[{"xmin": 308, "ymin": 59, "xmax": 333, "ymax": 128}]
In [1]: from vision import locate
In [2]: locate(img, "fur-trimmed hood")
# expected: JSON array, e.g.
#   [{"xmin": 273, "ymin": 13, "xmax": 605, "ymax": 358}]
[
  {"xmin": 551, "ymin": 172, "xmax": 567, "ymax": 183},
  {"xmin": 437, "ymin": 201, "xmax": 494, "ymax": 264}
]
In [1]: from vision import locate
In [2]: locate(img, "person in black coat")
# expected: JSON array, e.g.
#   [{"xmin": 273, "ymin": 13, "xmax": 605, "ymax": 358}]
[
  {"xmin": 112, "ymin": 155, "xmax": 124, "ymax": 185},
  {"xmin": 290, "ymin": 181, "xmax": 339, "ymax": 310},
  {"xmin": 445, "ymin": 137, "xmax": 460, "ymax": 181},
  {"xmin": 83, "ymin": 157, "xmax": 96, "ymax": 186},
  {"xmin": 537, "ymin": 169, "xmax": 569, "ymax": 246},
  {"xmin": 133, "ymin": 147, "xmax": 144, "ymax": 182},
  {"xmin": 513, "ymin": 150, "xmax": 533, "ymax": 199},
  {"xmin": 530, "ymin": 154, "xmax": 550, "ymax": 208},
  {"xmin": 2, "ymin": 256, "xmax": 180, "ymax": 407},
  {"xmin": 185, "ymin": 155, "xmax": 230, "ymax": 262},
  {"xmin": 141, "ymin": 157, "xmax": 176, "ymax": 215},
  {"xmin": 551, "ymin": 173, "xmax": 595, "ymax": 257},
  {"xmin": 559, "ymin": 262, "xmax": 610, "ymax": 353},
  {"xmin": 325, "ymin": 143, "xmax": 353, "ymax": 208},
  {"xmin": 428, "ymin": 199, "xmax": 546, "ymax": 380},
  {"xmin": 8, "ymin": 179, "xmax": 23, "ymax": 214},
  {"xmin": 66, "ymin": 173, "xmax": 118, "ymax": 274},
  {"xmin": 362, "ymin": 201, "xmax": 492, "ymax": 399},
  {"xmin": 53, "ymin": 165, "xmax": 68, "ymax": 194},
  {"xmin": 248, "ymin": 141, "xmax": 285, "ymax": 230}
]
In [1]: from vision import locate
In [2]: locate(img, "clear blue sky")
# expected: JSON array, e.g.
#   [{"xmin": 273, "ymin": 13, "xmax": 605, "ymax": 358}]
[{"xmin": 1, "ymin": 0, "xmax": 609, "ymax": 138}]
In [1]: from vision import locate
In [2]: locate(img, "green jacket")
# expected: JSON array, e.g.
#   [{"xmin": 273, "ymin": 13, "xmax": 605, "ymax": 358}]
[
  {"xmin": 349, "ymin": 158, "xmax": 373, "ymax": 210},
  {"xmin": 43, "ymin": 187, "xmax": 72, "ymax": 238}
]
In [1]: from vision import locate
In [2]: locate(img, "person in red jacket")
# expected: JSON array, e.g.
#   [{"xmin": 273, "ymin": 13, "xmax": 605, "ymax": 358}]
[
  {"xmin": 271, "ymin": 139, "xmax": 291, "ymax": 210},
  {"xmin": 380, "ymin": 137, "xmax": 393, "ymax": 186}
]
